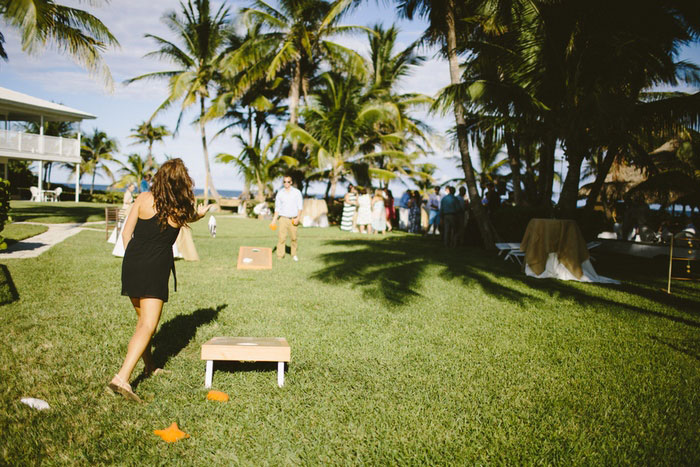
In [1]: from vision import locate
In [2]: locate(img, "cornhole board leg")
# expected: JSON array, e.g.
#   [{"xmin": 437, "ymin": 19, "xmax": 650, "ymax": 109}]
[
  {"xmin": 278, "ymin": 362, "xmax": 285, "ymax": 387},
  {"xmin": 201, "ymin": 337, "xmax": 290, "ymax": 388},
  {"xmin": 205, "ymin": 360, "xmax": 213, "ymax": 388}
]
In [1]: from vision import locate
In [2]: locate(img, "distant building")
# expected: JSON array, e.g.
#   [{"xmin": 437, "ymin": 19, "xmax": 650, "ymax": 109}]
[{"xmin": 0, "ymin": 87, "xmax": 96, "ymax": 201}]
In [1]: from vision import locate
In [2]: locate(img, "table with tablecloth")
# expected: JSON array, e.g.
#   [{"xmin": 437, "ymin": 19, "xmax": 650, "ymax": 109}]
[
  {"xmin": 301, "ymin": 198, "xmax": 329, "ymax": 227},
  {"xmin": 520, "ymin": 218, "xmax": 618, "ymax": 283}
]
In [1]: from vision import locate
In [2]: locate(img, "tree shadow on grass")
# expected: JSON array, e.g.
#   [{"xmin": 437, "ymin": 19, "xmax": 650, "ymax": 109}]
[
  {"xmin": 521, "ymin": 276, "xmax": 700, "ymax": 328},
  {"xmin": 0, "ymin": 264, "xmax": 19, "ymax": 305},
  {"xmin": 131, "ymin": 304, "xmax": 226, "ymax": 387},
  {"xmin": 311, "ymin": 237, "xmax": 538, "ymax": 307},
  {"xmin": 312, "ymin": 236, "xmax": 700, "ymax": 328},
  {"xmin": 649, "ymin": 335, "xmax": 700, "ymax": 362},
  {"xmin": 9, "ymin": 204, "xmax": 105, "ymax": 223}
]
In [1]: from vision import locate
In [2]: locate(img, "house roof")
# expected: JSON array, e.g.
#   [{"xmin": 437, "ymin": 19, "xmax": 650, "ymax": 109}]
[{"xmin": 0, "ymin": 86, "xmax": 96, "ymax": 122}]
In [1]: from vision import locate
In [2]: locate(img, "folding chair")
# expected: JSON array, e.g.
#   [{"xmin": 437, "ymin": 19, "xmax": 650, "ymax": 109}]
[{"xmin": 105, "ymin": 207, "xmax": 121, "ymax": 240}]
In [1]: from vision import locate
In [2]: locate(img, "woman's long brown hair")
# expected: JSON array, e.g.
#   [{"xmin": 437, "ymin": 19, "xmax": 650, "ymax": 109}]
[{"xmin": 151, "ymin": 158, "xmax": 196, "ymax": 230}]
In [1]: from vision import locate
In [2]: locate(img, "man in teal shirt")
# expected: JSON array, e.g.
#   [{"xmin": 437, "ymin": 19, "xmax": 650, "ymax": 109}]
[{"xmin": 440, "ymin": 186, "xmax": 463, "ymax": 247}]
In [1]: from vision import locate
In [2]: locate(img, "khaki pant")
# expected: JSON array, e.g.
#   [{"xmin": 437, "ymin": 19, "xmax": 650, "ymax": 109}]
[{"xmin": 277, "ymin": 217, "xmax": 298, "ymax": 258}]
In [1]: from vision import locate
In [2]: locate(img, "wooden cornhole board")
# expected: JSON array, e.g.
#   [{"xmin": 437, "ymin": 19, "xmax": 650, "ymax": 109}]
[
  {"xmin": 237, "ymin": 246, "xmax": 272, "ymax": 270},
  {"xmin": 201, "ymin": 337, "xmax": 291, "ymax": 387}
]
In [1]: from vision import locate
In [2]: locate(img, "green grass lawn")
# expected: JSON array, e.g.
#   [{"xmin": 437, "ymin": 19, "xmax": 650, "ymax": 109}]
[
  {"xmin": 1, "ymin": 217, "xmax": 699, "ymax": 464},
  {"xmin": 1, "ymin": 223, "xmax": 49, "ymax": 247},
  {"xmin": 8, "ymin": 201, "xmax": 113, "ymax": 224}
]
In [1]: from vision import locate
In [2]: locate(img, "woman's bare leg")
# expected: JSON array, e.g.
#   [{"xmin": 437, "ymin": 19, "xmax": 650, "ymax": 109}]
[
  {"xmin": 129, "ymin": 297, "xmax": 158, "ymax": 374},
  {"xmin": 116, "ymin": 298, "xmax": 164, "ymax": 382}
]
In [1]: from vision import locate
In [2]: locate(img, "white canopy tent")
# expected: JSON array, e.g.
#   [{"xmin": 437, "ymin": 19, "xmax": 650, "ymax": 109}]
[{"xmin": 0, "ymin": 86, "xmax": 96, "ymax": 201}]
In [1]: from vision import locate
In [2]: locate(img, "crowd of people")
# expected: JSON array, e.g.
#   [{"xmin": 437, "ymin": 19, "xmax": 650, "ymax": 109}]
[
  {"xmin": 340, "ymin": 185, "xmax": 395, "ymax": 234},
  {"xmin": 339, "ymin": 183, "xmax": 473, "ymax": 247}
]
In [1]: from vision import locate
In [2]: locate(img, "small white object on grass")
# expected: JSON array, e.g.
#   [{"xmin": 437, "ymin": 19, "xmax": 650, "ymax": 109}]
[
  {"xmin": 208, "ymin": 216, "xmax": 216, "ymax": 238},
  {"xmin": 20, "ymin": 398, "xmax": 50, "ymax": 410},
  {"xmin": 242, "ymin": 257, "xmax": 253, "ymax": 264}
]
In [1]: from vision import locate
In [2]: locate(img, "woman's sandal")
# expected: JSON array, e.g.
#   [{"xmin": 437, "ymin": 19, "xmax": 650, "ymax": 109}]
[{"xmin": 107, "ymin": 374, "xmax": 142, "ymax": 403}]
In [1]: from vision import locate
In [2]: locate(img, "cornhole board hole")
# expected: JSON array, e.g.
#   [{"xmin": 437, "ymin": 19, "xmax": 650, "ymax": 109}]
[
  {"xmin": 201, "ymin": 337, "xmax": 291, "ymax": 387},
  {"xmin": 237, "ymin": 246, "xmax": 272, "ymax": 270}
]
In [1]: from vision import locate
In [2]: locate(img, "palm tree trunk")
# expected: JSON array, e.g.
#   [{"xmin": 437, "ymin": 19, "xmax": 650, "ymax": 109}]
[
  {"xmin": 584, "ymin": 146, "xmax": 617, "ymax": 213},
  {"xmin": 557, "ymin": 147, "xmax": 586, "ymax": 216},
  {"xmin": 504, "ymin": 130, "xmax": 523, "ymax": 206},
  {"xmin": 288, "ymin": 59, "xmax": 302, "ymax": 151},
  {"xmin": 445, "ymin": 0, "xmax": 497, "ymax": 249},
  {"xmin": 256, "ymin": 181, "xmax": 266, "ymax": 202},
  {"xmin": 537, "ymin": 133, "xmax": 556, "ymax": 210},
  {"xmin": 248, "ymin": 108, "xmax": 254, "ymax": 147},
  {"xmin": 522, "ymin": 146, "xmax": 538, "ymax": 205},
  {"xmin": 91, "ymin": 170, "xmax": 96, "ymax": 194},
  {"xmin": 329, "ymin": 173, "xmax": 338, "ymax": 200},
  {"xmin": 147, "ymin": 142, "xmax": 153, "ymax": 170},
  {"xmin": 325, "ymin": 178, "xmax": 332, "ymax": 200},
  {"xmin": 199, "ymin": 96, "xmax": 221, "ymax": 205}
]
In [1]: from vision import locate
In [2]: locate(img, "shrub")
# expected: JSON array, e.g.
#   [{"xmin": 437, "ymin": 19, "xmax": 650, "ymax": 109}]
[
  {"xmin": 0, "ymin": 179, "xmax": 12, "ymax": 249},
  {"xmin": 326, "ymin": 198, "xmax": 343, "ymax": 225},
  {"xmin": 88, "ymin": 191, "xmax": 124, "ymax": 204},
  {"xmin": 490, "ymin": 205, "xmax": 551, "ymax": 242}
]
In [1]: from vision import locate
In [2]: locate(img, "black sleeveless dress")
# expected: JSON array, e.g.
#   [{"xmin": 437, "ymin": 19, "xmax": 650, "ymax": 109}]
[{"xmin": 121, "ymin": 216, "xmax": 180, "ymax": 302}]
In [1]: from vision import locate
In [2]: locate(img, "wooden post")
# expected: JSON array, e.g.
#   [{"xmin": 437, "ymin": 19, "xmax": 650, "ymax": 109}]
[
  {"xmin": 38, "ymin": 160, "xmax": 43, "ymax": 200},
  {"xmin": 667, "ymin": 236, "xmax": 674, "ymax": 294},
  {"xmin": 75, "ymin": 130, "xmax": 81, "ymax": 202}
]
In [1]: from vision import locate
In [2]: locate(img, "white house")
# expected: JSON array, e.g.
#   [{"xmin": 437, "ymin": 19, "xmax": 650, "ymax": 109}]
[{"xmin": 0, "ymin": 86, "xmax": 96, "ymax": 201}]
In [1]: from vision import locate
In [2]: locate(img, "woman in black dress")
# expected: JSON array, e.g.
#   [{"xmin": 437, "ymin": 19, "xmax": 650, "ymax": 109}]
[{"xmin": 108, "ymin": 158, "xmax": 210, "ymax": 402}]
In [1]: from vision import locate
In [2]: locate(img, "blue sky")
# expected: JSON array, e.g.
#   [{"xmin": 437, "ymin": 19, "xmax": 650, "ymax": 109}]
[{"xmin": 1, "ymin": 0, "xmax": 698, "ymax": 196}]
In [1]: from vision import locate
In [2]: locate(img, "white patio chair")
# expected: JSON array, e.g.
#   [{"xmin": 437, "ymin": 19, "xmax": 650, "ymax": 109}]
[
  {"xmin": 29, "ymin": 186, "xmax": 41, "ymax": 202},
  {"xmin": 496, "ymin": 242, "xmax": 524, "ymax": 264},
  {"xmin": 51, "ymin": 187, "xmax": 62, "ymax": 202},
  {"xmin": 496, "ymin": 243, "xmax": 521, "ymax": 257},
  {"xmin": 504, "ymin": 248, "xmax": 525, "ymax": 265}
]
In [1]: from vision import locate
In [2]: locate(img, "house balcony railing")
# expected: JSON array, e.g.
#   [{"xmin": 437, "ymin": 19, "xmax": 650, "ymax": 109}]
[{"xmin": 0, "ymin": 128, "xmax": 80, "ymax": 163}]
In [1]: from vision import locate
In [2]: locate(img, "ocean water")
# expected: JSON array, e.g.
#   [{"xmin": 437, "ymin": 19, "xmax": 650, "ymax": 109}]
[{"xmin": 62, "ymin": 183, "xmax": 242, "ymax": 198}]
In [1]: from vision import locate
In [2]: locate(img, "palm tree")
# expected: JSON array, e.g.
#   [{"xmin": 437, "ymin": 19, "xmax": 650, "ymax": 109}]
[
  {"xmin": 361, "ymin": 24, "xmax": 434, "ymax": 186},
  {"xmin": 473, "ymin": 130, "xmax": 509, "ymax": 196},
  {"xmin": 233, "ymin": 0, "xmax": 367, "ymax": 132},
  {"xmin": 215, "ymin": 135, "xmax": 297, "ymax": 201},
  {"xmin": 113, "ymin": 153, "xmax": 155, "ymax": 190},
  {"xmin": 397, "ymin": 0, "xmax": 499, "ymax": 248},
  {"xmin": 126, "ymin": 0, "xmax": 230, "ymax": 204},
  {"xmin": 465, "ymin": 0, "xmax": 699, "ymax": 215},
  {"xmin": 409, "ymin": 162, "xmax": 437, "ymax": 194},
  {"xmin": 128, "ymin": 121, "xmax": 171, "ymax": 170},
  {"xmin": 287, "ymin": 72, "xmax": 400, "ymax": 198},
  {"xmin": 211, "ymin": 35, "xmax": 290, "ymax": 199},
  {"xmin": 80, "ymin": 128, "xmax": 118, "ymax": 193},
  {"xmin": 0, "ymin": 0, "xmax": 119, "ymax": 86}
]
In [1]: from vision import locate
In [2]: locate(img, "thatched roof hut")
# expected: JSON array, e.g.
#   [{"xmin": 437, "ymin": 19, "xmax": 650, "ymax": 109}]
[{"xmin": 579, "ymin": 138, "xmax": 699, "ymax": 208}]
